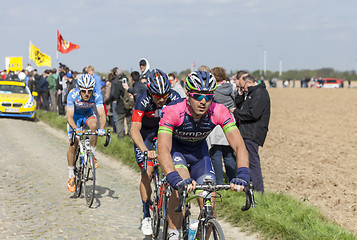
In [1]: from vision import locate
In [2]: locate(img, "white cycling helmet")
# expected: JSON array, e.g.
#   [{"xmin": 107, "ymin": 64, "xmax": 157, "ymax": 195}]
[{"xmin": 77, "ymin": 74, "xmax": 95, "ymax": 90}]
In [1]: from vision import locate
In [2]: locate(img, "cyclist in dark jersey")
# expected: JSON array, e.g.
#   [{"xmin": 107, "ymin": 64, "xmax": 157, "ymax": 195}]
[
  {"xmin": 157, "ymin": 71, "xmax": 250, "ymax": 239},
  {"xmin": 130, "ymin": 69, "xmax": 181, "ymax": 236}
]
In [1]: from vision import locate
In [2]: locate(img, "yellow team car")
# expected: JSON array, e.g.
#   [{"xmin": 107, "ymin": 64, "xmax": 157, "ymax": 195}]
[{"xmin": 0, "ymin": 80, "xmax": 37, "ymax": 120}]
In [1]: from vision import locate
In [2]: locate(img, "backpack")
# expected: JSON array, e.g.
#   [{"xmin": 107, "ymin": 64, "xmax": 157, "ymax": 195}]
[{"xmin": 120, "ymin": 87, "xmax": 135, "ymax": 110}]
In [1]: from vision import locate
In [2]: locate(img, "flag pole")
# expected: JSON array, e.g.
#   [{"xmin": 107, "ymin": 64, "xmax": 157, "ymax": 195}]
[
  {"xmin": 29, "ymin": 41, "xmax": 31, "ymax": 65},
  {"xmin": 56, "ymin": 30, "xmax": 59, "ymax": 66}
]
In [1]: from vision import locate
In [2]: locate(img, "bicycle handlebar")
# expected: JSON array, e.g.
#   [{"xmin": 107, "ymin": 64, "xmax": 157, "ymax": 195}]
[
  {"xmin": 70, "ymin": 129, "xmax": 111, "ymax": 147},
  {"xmin": 175, "ymin": 181, "xmax": 255, "ymax": 212}
]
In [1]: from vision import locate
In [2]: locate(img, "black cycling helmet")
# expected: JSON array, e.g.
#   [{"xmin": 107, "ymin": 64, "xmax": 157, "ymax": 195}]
[
  {"xmin": 147, "ymin": 69, "xmax": 170, "ymax": 95},
  {"xmin": 185, "ymin": 71, "xmax": 217, "ymax": 92}
]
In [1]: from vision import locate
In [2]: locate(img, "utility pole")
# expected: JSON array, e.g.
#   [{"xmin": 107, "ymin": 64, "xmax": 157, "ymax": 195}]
[
  {"xmin": 263, "ymin": 49, "xmax": 267, "ymax": 75},
  {"xmin": 279, "ymin": 59, "xmax": 282, "ymax": 76},
  {"xmin": 258, "ymin": 45, "xmax": 264, "ymax": 75}
]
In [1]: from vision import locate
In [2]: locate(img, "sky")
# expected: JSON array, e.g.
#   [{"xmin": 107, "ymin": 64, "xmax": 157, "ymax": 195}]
[{"xmin": 1, "ymin": 0, "xmax": 357, "ymax": 75}]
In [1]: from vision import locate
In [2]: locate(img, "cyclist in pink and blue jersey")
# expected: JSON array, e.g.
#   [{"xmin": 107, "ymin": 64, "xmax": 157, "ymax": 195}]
[{"xmin": 157, "ymin": 71, "xmax": 250, "ymax": 239}]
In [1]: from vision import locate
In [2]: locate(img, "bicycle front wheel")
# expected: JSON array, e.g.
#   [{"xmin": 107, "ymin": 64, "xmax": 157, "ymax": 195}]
[
  {"xmin": 162, "ymin": 193, "xmax": 169, "ymax": 240},
  {"xmin": 182, "ymin": 207, "xmax": 191, "ymax": 240},
  {"xmin": 74, "ymin": 149, "xmax": 83, "ymax": 198},
  {"xmin": 152, "ymin": 197, "xmax": 160, "ymax": 238},
  {"xmin": 202, "ymin": 218, "xmax": 225, "ymax": 240},
  {"xmin": 84, "ymin": 151, "xmax": 96, "ymax": 207},
  {"xmin": 152, "ymin": 171, "xmax": 161, "ymax": 239}
]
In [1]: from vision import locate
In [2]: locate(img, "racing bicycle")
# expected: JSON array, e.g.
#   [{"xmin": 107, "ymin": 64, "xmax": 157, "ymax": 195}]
[
  {"xmin": 142, "ymin": 137, "xmax": 172, "ymax": 239},
  {"xmin": 175, "ymin": 177, "xmax": 255, "ymax": 240},
  {"xmin": 70, "ymin": 129, "xmax": 111, "ymax": 207}
]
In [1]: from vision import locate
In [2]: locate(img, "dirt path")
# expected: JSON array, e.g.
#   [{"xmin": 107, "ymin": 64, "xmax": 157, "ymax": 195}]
[{"xmin": 0, "ymin": 117, "xmax": 259, "ymax": 239}]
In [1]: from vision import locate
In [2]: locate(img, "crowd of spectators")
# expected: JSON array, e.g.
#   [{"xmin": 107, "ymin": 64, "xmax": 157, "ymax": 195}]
[{"xmin": 7, "ymin": 60, "xmax": 354, "ymax": 191}]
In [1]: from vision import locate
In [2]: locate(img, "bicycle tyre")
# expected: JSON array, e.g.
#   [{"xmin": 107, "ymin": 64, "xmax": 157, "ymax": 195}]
[
  {"xmin": 202, "ymin": 218, "xmax": 225, "ymax": 240},
  {"xmin": 182, "ymin": 206, "xmax": 191, "ymax": 240},
  {"xmin": 152, "ymin": 196, "xmax": 160, "ymax": 238},
  {"xmin": 162, "ymin": 193, "xmax": 169, "ymax": 240},
  {"xmin": 74, "ymin": 148, "xmax": 83, "ymax": 198},
  {"xmin": 84, "ymin": 151, "xmax": 96, "ymax": 207},
  {"xmin": 152, "ymin": 169, "xmax": 161, "ymax": 239}
]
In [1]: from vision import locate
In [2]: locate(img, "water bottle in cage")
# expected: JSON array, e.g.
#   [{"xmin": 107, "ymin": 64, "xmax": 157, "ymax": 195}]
[{"xmin": 188, "ymin": 219, "xmax": 199, "ymax": 240}]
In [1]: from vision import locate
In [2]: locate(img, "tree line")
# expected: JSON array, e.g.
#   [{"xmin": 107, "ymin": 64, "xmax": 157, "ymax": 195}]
[{"xmin": 173, "ymin": 68, "xmax": 356, "ymax": 81}]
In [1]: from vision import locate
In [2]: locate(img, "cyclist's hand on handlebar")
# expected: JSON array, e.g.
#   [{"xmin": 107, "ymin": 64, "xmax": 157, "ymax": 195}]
[
  {"xmin": 147, "ymin": 150, "xmax": 157, "ymax": 160},
  {"xmin": 166, "ymin": 171, "xmax": 194, "ymax": 190},
  {"xmin": 177, "ymin": 178, "xmax": 194, "ymax": 190},
  {"xmin": 75, "ymin": 127, "xmax": 84, "ymax": 136},
  {"xmin": 230, "ymin": 182, "xmax": 245, "ymax": 192},
  {"xmin": 230, "ymin": 167, "xmax": 250, "ymax": 191},
  {"xmin": 187, "ymin": 180, "xmax": 197, "ymax": 192},
  {"xmin": 97, "ymin": 128, "xmax": 106, "ymax": 136}
]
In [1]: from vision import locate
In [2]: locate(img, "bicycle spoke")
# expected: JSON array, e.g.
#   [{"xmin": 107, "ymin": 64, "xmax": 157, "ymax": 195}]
[
  {"xmin": 204, "ymin": 219, "xmax": 225, "ymax": 240},
  {"xmin": 74, "ymin": 149, "xmax": 83, "ymax": 198},
  {"xmin": 84, "ymin": 151, "xmax": 95, "ymax": 207}
]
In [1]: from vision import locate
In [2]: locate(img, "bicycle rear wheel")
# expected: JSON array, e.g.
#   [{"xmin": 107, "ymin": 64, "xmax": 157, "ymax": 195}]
[
  {"xmin": 162, "ymin": 193, "xmax": 169, "ymax": 240},
  {"xmin": 84, "ymin": 151, "xmax": 96, "ymax": 207},
  {"xmin": 74, "ymin": 148, "xmax": 83, "ymax": 198},
  {"xmin": 202, "ymin": 218, "xmax": 225, "ymax": 240}
]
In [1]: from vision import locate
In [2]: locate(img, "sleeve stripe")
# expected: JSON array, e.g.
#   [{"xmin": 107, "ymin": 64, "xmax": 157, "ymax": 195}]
[
  {"xmin": 222, "ymin": 122, "xmax": 237, "ymax": 134},
  {"xmin": 158, "ymin": 126, "xmax": 173, "ymax": 134}
]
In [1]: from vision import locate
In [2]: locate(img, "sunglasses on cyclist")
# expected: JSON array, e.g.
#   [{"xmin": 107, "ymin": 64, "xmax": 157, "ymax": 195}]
[
  {"xmin": 152, "ymin": 93, "xmax": 169, "ymax": 99},
  {"xmin": 189, "ymin": 93, "xmax": 214, "ymax": 101},
  {"xmin": 80, "ymin": 89, "xmax": 93, "ymax": 94}
]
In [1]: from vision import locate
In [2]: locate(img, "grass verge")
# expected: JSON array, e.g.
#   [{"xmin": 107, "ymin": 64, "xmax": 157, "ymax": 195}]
[{"xmin": 36, "ymin": 110, "xmax": 356, "ymax": 240}]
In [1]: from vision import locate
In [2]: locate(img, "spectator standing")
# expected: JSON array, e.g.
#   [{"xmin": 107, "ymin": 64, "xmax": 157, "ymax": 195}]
[
  {"xmin": 47, "ymin": 68, "xmax": 58, "ymax": 112},
  {"xmin": 107, "ymin": 68, "xmax": 119, "ymax": 134},
  {"xmin": 33, "ymin": 69, "xmax": 42, "ymax": 108},
  {"xmin": 124, "ymin": 71, "xmax": 147, "ymax": 101},
  {"xmin": 168, "ymin": 73, "xmax": 185, "ymax": 98},
  {"xmin": 56, "ymin": 64, "xmax": 67, "ymax": 115},
  {"xmin": 104, "ymin": 79, "xmax": 115, "ymax": 132},
  {"xmin": 24, "ymin": 69, "xmax": 30, "ymax": 87},
  {"xmin": 27, "ymin": 70, "xmax": 35, "ymax": 93},
  {"xmin": 64, "ymin": 72, "xmax": 75, "ymax": 102},
  {"xmin": 206, "ymin": 67, "xmax": 236, "ymax": 184},
  {"xmin": 105, "ymin": 69, "xmax": 132, "ymax": 139},
  {"xmin": 39, "ymin": 70, "xmax": 50, "ymax": 111},
  {"xmin": 258, "ymin": 75, "xmax": 265, "ymax": 84},
  {"xmin": 139, "ymin": 58, "xmax": 150, "ymax": 82},
  {"xmin": 231, "ymin": 74, "xmax": 270, "ymax": 193},
  {"xmin": 86, "ymin": 65, "xmax": 102, "ymax": 96}
]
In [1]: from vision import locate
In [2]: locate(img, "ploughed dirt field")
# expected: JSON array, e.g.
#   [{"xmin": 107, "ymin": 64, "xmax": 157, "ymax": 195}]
[{"xmin": 260, "ymin": 85, "xmax": 357, "ymax": 233}]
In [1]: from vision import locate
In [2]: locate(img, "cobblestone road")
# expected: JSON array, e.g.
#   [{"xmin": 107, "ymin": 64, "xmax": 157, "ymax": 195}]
[{"xmin": 0, "ymin": 118, "xmax": 259, "ymax": 240}]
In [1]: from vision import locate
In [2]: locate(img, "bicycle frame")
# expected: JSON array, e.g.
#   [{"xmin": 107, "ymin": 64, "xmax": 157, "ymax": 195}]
[
  {"xmin": 70, "ymin": 129, "xmax": 111, "ymax": 207},
  {"xmin": 142, "ymin": 137, "xmax": 172, "ymax": 239},
  {"xmin": 176, "ymin": 179, "xmax": 255, "ymax": 240}
]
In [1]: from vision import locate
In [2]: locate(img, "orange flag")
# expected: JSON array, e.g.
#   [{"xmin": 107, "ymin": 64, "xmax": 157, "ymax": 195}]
[{"xmin": 57, "ymin": 30, "xmax": 80, "ymax": 54}]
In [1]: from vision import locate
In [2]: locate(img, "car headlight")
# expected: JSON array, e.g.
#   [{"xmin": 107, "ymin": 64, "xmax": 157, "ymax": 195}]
[{"xmin": 24, "ymin": 98, "xmax": 35, "ymax": 108}]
